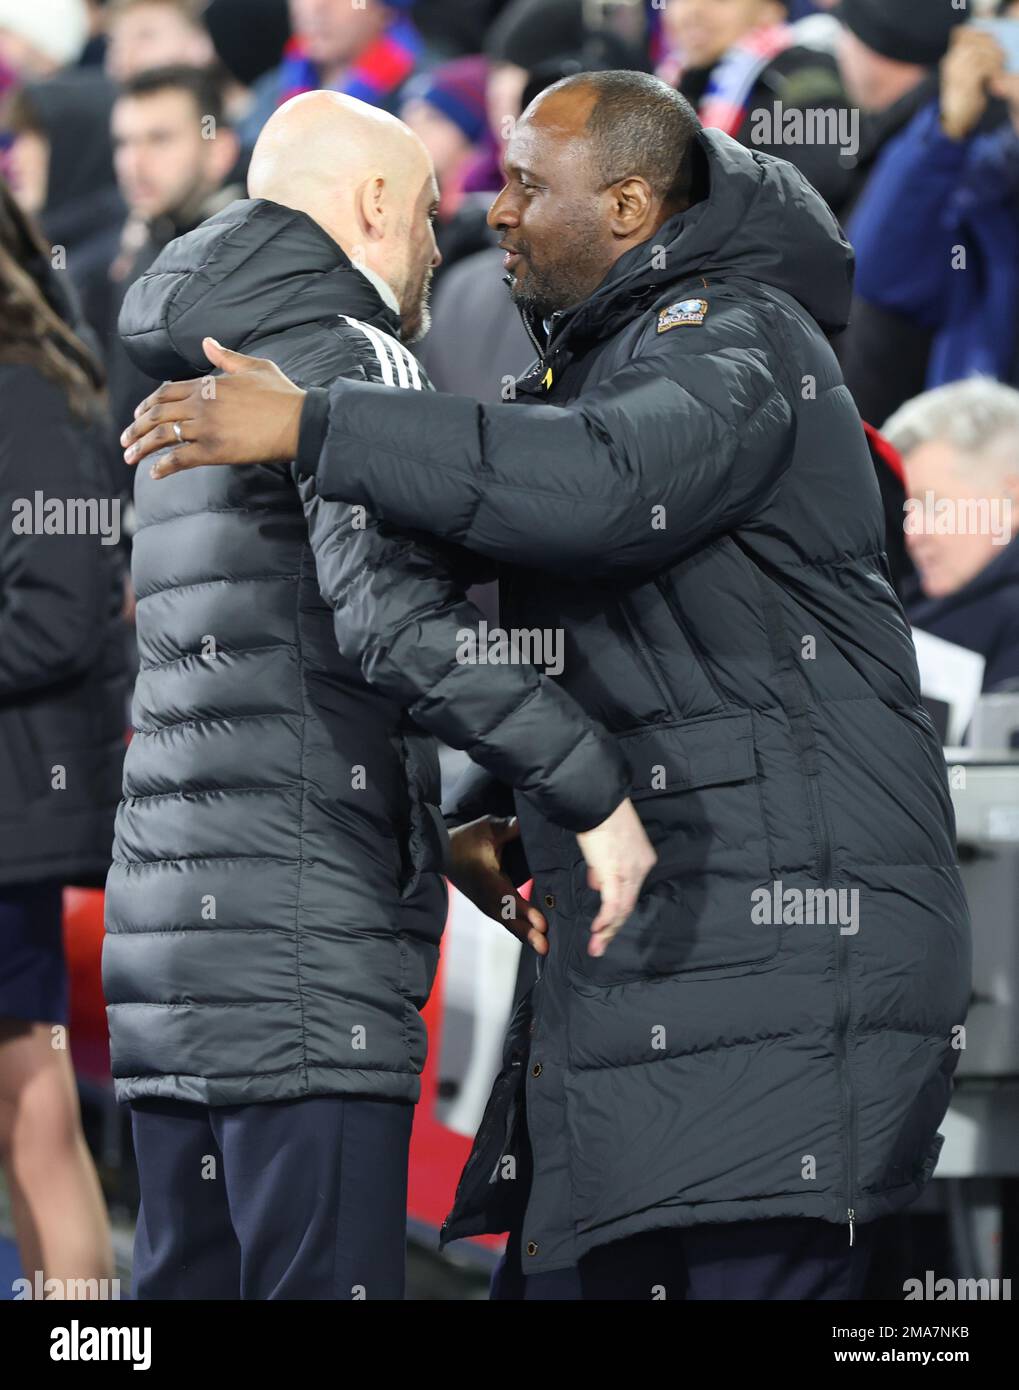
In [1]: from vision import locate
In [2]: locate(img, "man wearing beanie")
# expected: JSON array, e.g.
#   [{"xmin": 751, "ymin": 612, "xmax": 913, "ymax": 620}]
[
  {"xmin": 835, "ymin": 0, "xmax": 968, "ymax": 211},
  {"xmin": 832, "ymin": 0, "xmax": 971, "ymax": 424},
  {"xmin": 0, "ymin": 0, "xmax": 90, "ymax": 78},
  {"xmin": 401, "ymin": 56, "xmax": 489, "ymax": 196},
  {"xmin": 399, "ymin": 54, "xmax": 495, "ymax": 282},
  {"xmin": 839, "ymin": 4, "xmax": 1019, "ymax": 426}
]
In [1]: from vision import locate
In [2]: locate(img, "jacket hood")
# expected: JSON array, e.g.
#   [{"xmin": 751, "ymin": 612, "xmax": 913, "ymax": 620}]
[
  {"xmin": 119, "ymin": 198, "xmax": 400, "ymax": 380},
  {"xmin": 543, "ymin": 127, "xmax": 855, "ymax": 351}
]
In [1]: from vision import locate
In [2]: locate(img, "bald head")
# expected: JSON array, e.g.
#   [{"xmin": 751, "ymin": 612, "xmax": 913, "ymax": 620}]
[
  {"xmin": 247, "ymin": 90, "xmax": 441, "ymax": 342},
  {"xmin": 249, "ymin": 90, "xmax": 430, "ymax": 237}
]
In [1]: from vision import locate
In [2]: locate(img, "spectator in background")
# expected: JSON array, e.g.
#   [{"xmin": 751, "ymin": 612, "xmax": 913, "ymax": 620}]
[
  {"xmin": 841, "ymin": 20, "xmax": 1019, "ymax": 428},
  {"xmin": 0, "ymin": 0, "xmax": 91, "ymax": 186},
  {"xmin": 105, "ymin": 0, "xmax": 214, "ymax": 84},
  {"xmin": 833, "ymin": 0, "xmax": 967, "ymax": 217},
  {"xmin": 0, "ymin": 175, "xmax": 127, "ymax": 1298},
  {"xmin": 412, "ymin": 0, "xmax": 515, "ymax": 60},
  {"xmin": 885, "ymin": 379, "xmax": 1019, "ymax": 693},
  {"xmin": 3, "ymin": 73, "xmax": 123, "ymax": 348},
  {"xmin": 0, "ymin": 1, "xmax": 90, "ymax": 81},
  {"xmin": 79, "ymin": 0, "xmax": 112, "ymax": 69},
  {"xmin": 658, "ymin": 0, "xmax": 853, "ymax": 212},
  {"xmin": 238, "ymin": 0, "xmax": 427, "ymax": 149},
  {"xmin": 106, "ymin": 66, "xmax": 240, "ymax": 438},
  {"xmin": 203, "ymin": 0, "xmax": 291, "ymax": 130},
  {"xmin": 402, "ymin": 55, "xmax": 488, "ymax": 202},
  {"xmin": 832, "ymin": 0, "xmax": 970, "ymax": 423},
  {"xmin": 400, "ymin": 56, "xmax": 491, "ymax": 267}
]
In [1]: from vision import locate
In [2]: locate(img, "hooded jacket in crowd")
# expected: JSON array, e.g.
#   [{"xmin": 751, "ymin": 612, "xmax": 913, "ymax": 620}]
[
  {"xmin": 102, "ymin": 198, "xmax": 630, "ymax": 1107},
  {"xmin": 293, "ymin": 129, "xmax": 972, "ymax": 1272}
]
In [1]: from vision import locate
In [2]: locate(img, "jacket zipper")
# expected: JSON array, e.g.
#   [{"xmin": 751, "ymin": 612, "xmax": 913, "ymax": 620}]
[
  {"xmin": 836, "ymin": 898, "xmax": 856, "ymax": 1245},
  {"xmin": 521, "ymin": 312, "xmax": 545, "ymax": 366}
]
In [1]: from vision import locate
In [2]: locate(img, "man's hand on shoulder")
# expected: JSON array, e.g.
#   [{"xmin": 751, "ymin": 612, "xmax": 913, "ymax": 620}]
[{"xmin": 121, "ymin": 338, "xmax": 307, "ymax": 478}]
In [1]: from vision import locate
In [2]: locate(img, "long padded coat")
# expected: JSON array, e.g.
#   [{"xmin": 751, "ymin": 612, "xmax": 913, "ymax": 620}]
[
  {"xmin": 0, "ymin": 366, "xmax": 127, "ymax": 890},
  {"xmin": 292, "ymin": 131, "xmax": 973, "ymax": 1271},
  {"xmin": 102, "ymin": 199, "xmax": 629, "ymax": 1106}
]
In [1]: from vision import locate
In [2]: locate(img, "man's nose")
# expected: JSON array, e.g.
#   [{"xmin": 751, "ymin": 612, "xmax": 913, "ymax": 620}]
[{"xmin": 487, "ymin": 186, "xmax": 516, "ymax": 231}]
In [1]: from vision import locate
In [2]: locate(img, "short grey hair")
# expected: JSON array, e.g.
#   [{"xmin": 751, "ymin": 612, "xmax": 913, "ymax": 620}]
[{"xmin": 883, "ymin": 377, "xmax": 1019, "ymax": 472}]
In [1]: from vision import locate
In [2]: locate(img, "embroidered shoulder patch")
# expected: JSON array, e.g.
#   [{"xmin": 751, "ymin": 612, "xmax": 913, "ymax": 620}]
[{"xmin": 658, "ymin": 298, "xmax": 709, "ymax": 332}]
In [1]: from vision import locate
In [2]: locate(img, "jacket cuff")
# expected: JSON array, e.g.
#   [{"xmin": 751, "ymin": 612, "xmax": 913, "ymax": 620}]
[
  {"xmin": 296, "ymin": 387, "xmax": 331, "ymax": 477},
  {"xmin": 517, "ymin": 728, "xmax": 631, "ymax": 833}
]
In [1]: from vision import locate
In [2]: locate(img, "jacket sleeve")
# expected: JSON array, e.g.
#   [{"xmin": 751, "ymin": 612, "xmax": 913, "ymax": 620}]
[
  {"xmin": 296, "ymin": 302, "xmax": 794, "ymax": 578},
  {"xmin": 0, "ymin": 369, "xmax": 116, "ymax": 700},
  {"xmin": 296, "ymin": 473, "xmax": 631, "ymax": 833}
]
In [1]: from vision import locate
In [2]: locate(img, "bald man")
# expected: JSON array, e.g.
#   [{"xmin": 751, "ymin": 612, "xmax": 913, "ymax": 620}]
[{"xmin": 103, "ymin": 91, "xmax": 651, "ymax": 1301}]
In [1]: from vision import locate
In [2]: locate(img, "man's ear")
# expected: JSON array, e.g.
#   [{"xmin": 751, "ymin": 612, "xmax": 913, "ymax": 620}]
[
  {"xmin": 607, "ymin": 176, "xmax": 654, "ymax": 239},
  {"xmin": 356, "ymin": 174, "xmax": 387, "ymax": 242}
]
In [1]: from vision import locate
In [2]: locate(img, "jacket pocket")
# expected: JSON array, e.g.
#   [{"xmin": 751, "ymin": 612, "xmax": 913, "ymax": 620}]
[{"xmin": 568, "ymin": 711, "xmax": 780, "ymax": 983}]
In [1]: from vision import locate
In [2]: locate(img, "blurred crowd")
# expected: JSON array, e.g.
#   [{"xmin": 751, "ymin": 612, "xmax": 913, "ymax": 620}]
[{"xmin": 1, "ymin": 0, "xmax": 1018, "ymax": 688}]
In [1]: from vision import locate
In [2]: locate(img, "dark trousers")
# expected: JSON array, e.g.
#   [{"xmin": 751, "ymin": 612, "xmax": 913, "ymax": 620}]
[
  {"xmin": 129, "ymin": 1093, "xmax": 414, "ymax": 1300},
  {"xmin": 492, "ymin": 1215, "xmax": 875, "ymax": 1301}
]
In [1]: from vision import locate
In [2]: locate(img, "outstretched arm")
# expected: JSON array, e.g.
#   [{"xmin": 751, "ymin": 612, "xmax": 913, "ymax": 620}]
[{"xmin": 122, "ymin": 316, "xmax": 794, "ymax": 578}]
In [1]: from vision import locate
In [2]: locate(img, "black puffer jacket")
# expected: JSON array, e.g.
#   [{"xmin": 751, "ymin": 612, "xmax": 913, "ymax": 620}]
[
  {"xmin": 294, "ymin": 131, "xmax": 972, "ymax": 1269},
  {"xmin": 102, "ymin": 199, "xmax": 629, "ymax": 1106},
  {"xmin": 0, "ymin": 366, "xmax": 127, "ymax": 889}
]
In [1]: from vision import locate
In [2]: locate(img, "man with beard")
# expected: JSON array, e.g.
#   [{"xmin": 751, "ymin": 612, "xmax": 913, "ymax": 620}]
[
  {"xmin": 106, "ymin": 66, "xmax": 241, "ymax": 440},
  {"xmin": 120, "ymin": 70, "xmax": 971, "ymax": 1301},
  {"xmin": 104, "ymin": 89, "xmax": 653, "ymax": 1300}
]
